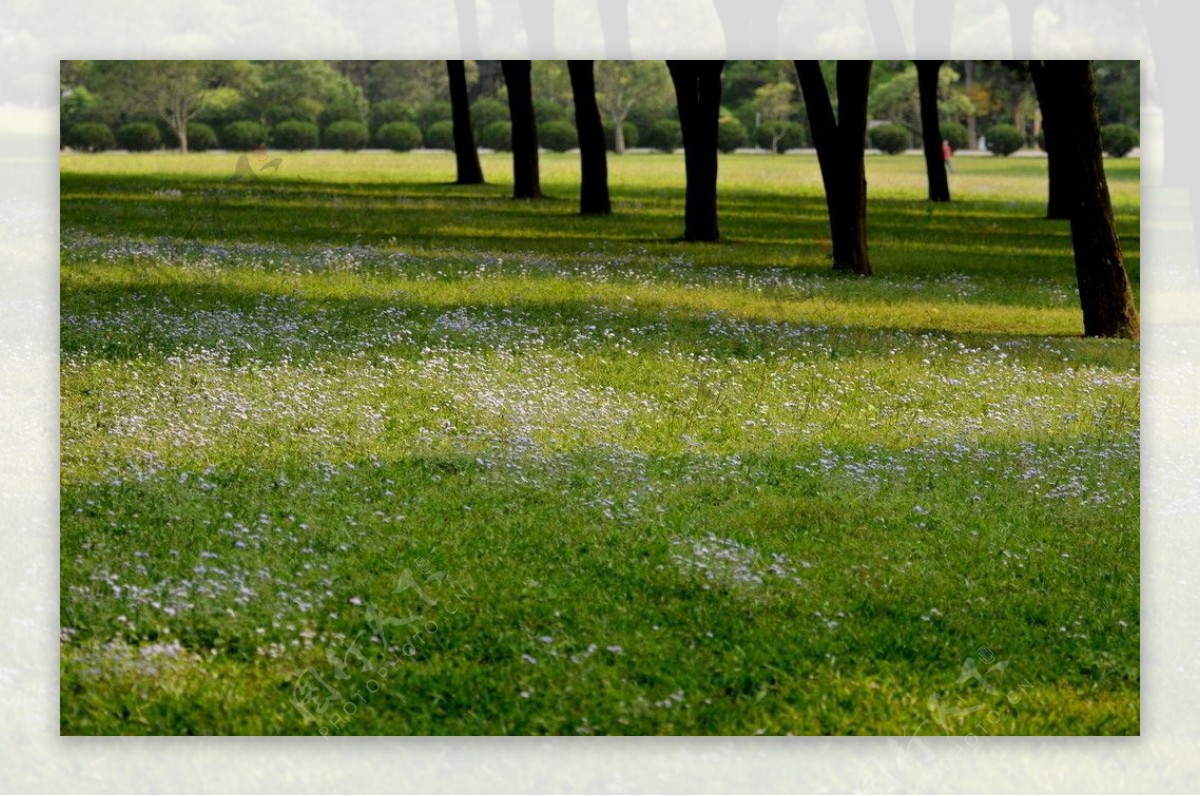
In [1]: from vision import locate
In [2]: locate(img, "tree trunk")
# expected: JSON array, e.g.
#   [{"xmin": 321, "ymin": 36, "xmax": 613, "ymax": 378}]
[
  {"xmin": 1004, "ymin": 0, "xmax": 1037, "ymax": 58},
  {"xmin": 917, "ymin": 60, "xmax": 950, "ymax": 202},
  {"xmin": 598, "ymin": 0, "xmax": 632, "ymax": 59},
  {"xmin": 447, "ymin": 60, "xmax": 485, "ymax": 185},
  {"xmin": 913, "ymin": 0, "xmax": 955, "ymax": 57},
  {"xmin": 796, "ymin": 60, "xmax": 873, "ymax": 275},
  {"xmin": 667, "ymin": 60, "xmax": 725, "ymax": 242},
  {"xmin": 501, "ymin": 60, "xmax": 542, "ymax": 199},
  {"xmin": 863, "ymin": 0, "xmax": 907, "ymax": 56},
  {"xmin": 1029, "ymin": 60, "xmax": 1071, "ymax": 219},
  {"xmin": 1040, "ymin": 60, "xmax": 1138, "ymax": 340},
  {"xmin": 568, "ymin": 60, "xmax": 611, "ymax": 215}
]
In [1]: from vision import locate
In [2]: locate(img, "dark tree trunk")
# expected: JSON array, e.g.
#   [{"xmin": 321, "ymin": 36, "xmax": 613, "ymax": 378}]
[
  {"xmin": 1029, "ymin": 61, "xmax": 1071, "ymax": 220},
  {"xmin": 446, "ymin": 60, "xmax": 485, "ymax": 185},
  {"xmin": 1004, "ymin": 0, "xmax": 1038, "ymax": 58},
  {"xmin": 501, "ymin": 60, "xmax": 541, "ymax": 200},
  {"xmin": 568, "ymin": 60, "xmax": 611, "ymax": 215},
  {"xmin": 917, "ymin": 60, "xmax": 950, "ymax": 202},
  {"xmin": 712, "ymin": 0, "xmax": 783, "ymax": 57},
  {"xmin": 517, "ymin": 0, "xmax": 556, "ymax": 57},
  {"xmin": 667, "ymin": 60, "xmax": 725, "ymax": 242},
  {"xmin": 1040, "ymin": 60, "xmax": 1138, "ymax": 340},
  {"xmin": 863, "ymin": 0, "xmax": 907, "ymax": 55},
  {"xmin": 796, "ymin": 60, "xmax": 873, "ymax": 275},
  {"xmin": 913, "ymin": 0, "xmax": 956, "ymax": 56},
  {"xmin": 453, "ymin": 0, "xmax": 480, "ymax": 55},
  {"xmin": 598, "ymin": 0, "xmax": 632, "ymax": 59}
]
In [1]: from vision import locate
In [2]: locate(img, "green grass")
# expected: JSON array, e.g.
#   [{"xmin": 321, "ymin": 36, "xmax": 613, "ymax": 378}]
[{"xmin": 60, "ymin": 151, "xmax": 1139, "ymax": 735}]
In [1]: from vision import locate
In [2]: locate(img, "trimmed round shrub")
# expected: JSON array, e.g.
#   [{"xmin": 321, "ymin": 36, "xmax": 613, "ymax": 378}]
[
  {"xmin": 534, "ymin": 100, "xmax": 569, "ymax": 124},
  {"xmin": 717, "ymin": 116, "xmax": 747, "ymax": 152},
  {"xmin": 272, "ymin": 120, "xmax": 320, "ymax": 151},
  {"xmin": 941, "ymin": 121, "xmax": 967, "ymax": 152},
  {"xmin": 371, "ymin": 99, "xmax": 416, "ymax": 131},
  {"xmin": 423, "ymin": 120, "xmax": 455, "ymax": 150},
  {"xmin": 481, "ymin": 121, "xmax": 512, "ymax": 151},
  {"xmin": 539, "ymin": 120, "xmax": 578, "ymax": 152},
  {"xmin": 1101, "ymin": 123, "xmax": 1139, "ymax": 158},
  {"xmin": 221, "ymin": 120, "xmax": 268, "ymax": 151},
  {"xmin": 603, "ymin": 120, "xmax": 638, "ymax": 151},
  {"xmin": 376, "ymin": 121, "xmax": 422, "ymax": 151},
  {"xmin": 868, "ymin": 123, "xmax": 911, "ymax": 155},
  {"xmin": 322, "ymin": 120, "xmax": 369, "ymax": 151},
  {"xmin": 116, "ymin": 121, "xmax": 161, "ymax": 152},
  {"xmin": 985, "ymin": 124, "xmax": 1024, "ymax": 156},
  {"xmin": 645, "ymin": 119, "xmax": 682, "ymax": 152},
  {"xmin": 756, "ymin": 121, "xmax": 807, "ymax": 152},
  {"xmin": 67, "ymin": 122, "xmax": 115, "ymax": 152},
  {"xmin": 417, "ymin": 101, "xmax": 453, "ymax": 130},
  {"xmin": 187, "ymin": 123, "xmax": 217, "ymax": 152},
  {"xmin": 471, "ymin": 98, "xmax": 509, "ymax": 129}
]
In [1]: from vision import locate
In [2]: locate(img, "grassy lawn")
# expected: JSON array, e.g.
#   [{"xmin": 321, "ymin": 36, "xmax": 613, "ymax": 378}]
[{"xmin": 59, "ymin": 151, "xmax": 1139, "ymax": 735}]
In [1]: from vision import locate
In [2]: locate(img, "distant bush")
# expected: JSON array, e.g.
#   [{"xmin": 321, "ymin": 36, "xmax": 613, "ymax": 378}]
[
  {"xmin": 371, "ymin": 99, "xmax": 417, "ymax": 132},
  {"xmin": 471, "ymin": 98, "xmax": 509, "ymax": 130},
  {"xmin": 187, "ymin": 123, "xmax": 217, "ymax": 152},
  {"xmin": 940, "ymin": 121, "xmax": 967, "ymax": 152},
  {"xmin": 376, "ymin": 121, "xmax": 422, "ymax": 151},
  {"xmin": 264, "ymin": 101, "xmax": 322, "ymax": 126},
  {"xmin": 272, "ymin": 120, "xmax": 320, "ymax": 151},
  {"xmin": 645, "ymin": 119, "xmax": 682, "ymax": 152},
  {"xmin": 868, "ymin": 123, "xmax": 911, "ymax": 155},
  {"xmin": 116, "ymin": 122, "xmax": 161, "ymax": 152},
  {"xmin": 534, "ymin": 100, "xmax": 569, "ymax": 124},
  {"xmin": 423, "ymin": 120, "xmax": 455, "ymax": 150},
  {"xmin": 985, "ymin": 124, "xmax": 1024, "ymax": 157},
  {"xmin": 481, "ymin": 121, "xmax": 512, "ymax": 151},
  {"xmin": 67, "ymin": 122, "xmax": 115, "ymax": 152},
  {"xmin": 717, "ymin": 116, "xmax": 747, "ymax": 152},
  {"xmin": 1101, "ymin": 123, "xmax": 1139, "ymax": 157},
  {"xmin": 417, "ymin": 101, "xmax": 453, "ymax": 130},
  {"xmin": 756, "ymin": 121, "xmax": 807, "ymax": 152},
  {"xmin": 1036, "ymin": 129, "xmax": 1047, "ymax": 151},
  {"xmin": 322, "ymin": 120, "xmax": 369, "ymax": 151},
  {"xmin": 221, "ymin": 120, "xmax": 268, "ymax": 151},
  {"xmin": 603, "ymin": 120, "xmax": 638, "ymax": 151},
  {"xmin": 539, "ymin": 120, "xmax": 578, "ymax": 152}
]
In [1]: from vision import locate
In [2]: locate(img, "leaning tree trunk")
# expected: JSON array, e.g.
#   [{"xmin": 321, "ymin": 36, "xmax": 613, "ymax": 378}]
[
  {"xmin": 913, "ymin": 0, "xmax": 955, "ymax": 56},
  {"xmin": 917, "ymin": 60, "xmax": 950, "ymax": 202},
  {"xmin": 796, "ymin": 60, "xmax": 873, "ymax": 275},
  {"xmin": 1040, "ymin": 60, "xmax": 1139, "ymax": 340},
  {"xmin": 667, "ymin": 60, "xmax": 725, "ymax": 242},
  {"xmin": 568, "ymin": 60, "xmax": 611, "ymax": 215},
  {"xmin": 1030, "ymin": 61, "xmax": 1071, "ymax": 219},
  {"xmin": 446, "ymin": 60, "xmax": 485, "ymax": 185},
  {"xmin": 501, "ymin": 60, "xmax": 542, "ymax": 199}
]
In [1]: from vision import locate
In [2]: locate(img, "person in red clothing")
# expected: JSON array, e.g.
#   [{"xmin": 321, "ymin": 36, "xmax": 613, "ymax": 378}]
[{"xmin": 942, "ymin": 139, "xmax": 954, "ymax": 173}]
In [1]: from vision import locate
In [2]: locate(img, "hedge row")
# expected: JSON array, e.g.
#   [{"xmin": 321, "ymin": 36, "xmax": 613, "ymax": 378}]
[{"xmin": 71, "ymin": 116, "xmax": 1138, "ymax": 158}]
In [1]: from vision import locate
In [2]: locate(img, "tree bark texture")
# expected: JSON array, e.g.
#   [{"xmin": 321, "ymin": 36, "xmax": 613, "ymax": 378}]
[
  {"xmin": 447, "ymin": 60, "xmax": 485, "ymax": 185},
  {"xmin": 1040, "ymin": 60, "xmax": 1139, "ymax": 339},
  {"xmin": 568, "ymin": 60, "xmax": 611, "ymax": 215},
  {"xmin": 501, "ymin": 60, "xmax": 542, "ymax": 199},
  {"xmin": 796, "ymin": 60, "xmax": 873, "ymax": 275},
  {"xmin": 917, "ymin": 60, "xmax": 951, "ymax": 202},
  {"xmin": 667, "ymin": 60, "xmax": 725, "ymax": 242}
]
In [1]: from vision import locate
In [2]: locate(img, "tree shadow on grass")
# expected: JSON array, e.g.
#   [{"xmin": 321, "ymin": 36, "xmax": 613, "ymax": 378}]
[
  {"xmin": 60, "ymin": 274, "xmax": 1138, "ymax": 373},
  {"xmin": 60, "ymin": 171, "xmax": 1139, "ymax": 286}
]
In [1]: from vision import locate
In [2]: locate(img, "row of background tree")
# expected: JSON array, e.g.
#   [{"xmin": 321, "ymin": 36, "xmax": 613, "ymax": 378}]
[{"xmin": 59, "ymin": 59, "xmax": 1139, "ymax": 155}]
